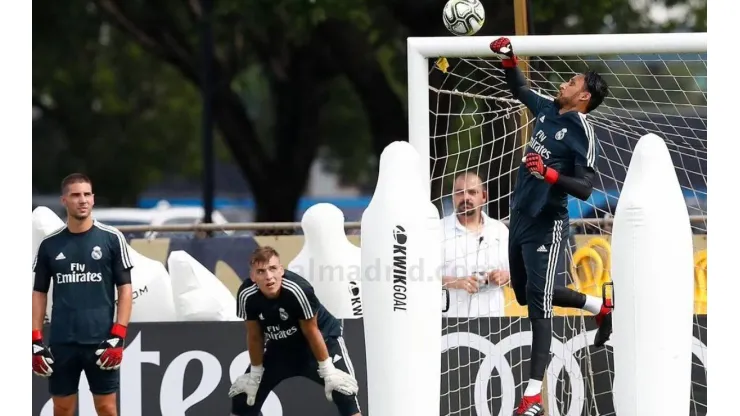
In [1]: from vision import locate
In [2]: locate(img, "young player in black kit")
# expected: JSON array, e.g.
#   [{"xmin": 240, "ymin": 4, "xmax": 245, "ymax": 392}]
[
  {"xmin": 490, "ymin": 37, "xmax": 614, "ymax": 416},
  {"xmin": 32, "ymin": 173, "xmax": 134, "ymax": 416},
  {"xmin": 229, "ymin": 246, "xmax": 361, "ymax": 416}
]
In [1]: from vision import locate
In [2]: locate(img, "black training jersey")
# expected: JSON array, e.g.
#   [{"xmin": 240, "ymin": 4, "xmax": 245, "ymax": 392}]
[
  {"xmin": 506, "ymin": 69, "xmax": 599, "ymax": 219},
  {"xmin": 33, "ymin": 220, "xmax": 134, "ymax": 345},
  {"xmin": 236, "ymin": 270, "xmax": 342, "ymax": 349}
]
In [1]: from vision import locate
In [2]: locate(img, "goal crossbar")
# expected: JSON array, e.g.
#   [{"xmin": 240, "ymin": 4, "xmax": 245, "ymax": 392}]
[{"xmin": 408, "ymin": 32, "xmax": 708, "ymax": 58}]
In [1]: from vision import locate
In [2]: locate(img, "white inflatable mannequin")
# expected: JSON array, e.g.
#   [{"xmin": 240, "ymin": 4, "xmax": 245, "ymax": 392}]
[
  {"xmin": 611, "ymin": 134, "xmax": 694, "ymax": 416},
  {"xmin": 32, "ymin": 207, "xmax": 66, "ymax": 322},
  {"xmin": 32, "ymin": 206, "xmax": 178, "ymax": 323},
  {"xmin": 124, "ymin": 249, "xmax": 178, "ymax": 322},
  {"xmin": 359, "ymin": 141, "xmax": 443, "ymax": 416},
  {"xmin": 167, "ymin": 250, "xmax": 240, "ymax": 321},
  {"xmin": 288, "ymin": 203, "xmax": 362, "ymax": 319},
  {"xmin": 32, "ymin": 207, "xmax": 65, "ymax": 264}
]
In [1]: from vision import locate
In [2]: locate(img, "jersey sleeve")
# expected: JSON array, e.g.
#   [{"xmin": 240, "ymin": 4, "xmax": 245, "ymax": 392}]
[
  {"xmin": 32, "ymin": 241, "xmax": 52, "ymax": 293},
  {"xmin": 571, "ymin": 114, "xmax": 599, "ymax": 170},
  {"xmin": 236, "ymin": 282, "xmax": 260, "ymax": 321},
  {"xmin": 110, "ymin": 229, "xmax": 134, "ymax": 272},
  {"xmin": 505, "ymin": 67, "xmax": 554, "ymax": 116},
  {"xmin": 283, "ymin": 278, "xmax": 320, "ymax": 320}
]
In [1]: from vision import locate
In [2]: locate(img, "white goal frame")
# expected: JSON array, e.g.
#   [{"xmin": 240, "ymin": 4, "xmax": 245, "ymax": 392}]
[{"xmin": 406, "ymin": 32, "xmax": 708, "ymax": 199}]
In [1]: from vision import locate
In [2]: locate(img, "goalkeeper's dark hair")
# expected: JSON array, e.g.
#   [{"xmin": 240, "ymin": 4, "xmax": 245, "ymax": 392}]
[
  {"xmin": 583, "ymin": 70, "xmax": 609, "ymax": 113},
  {"xmin": 61, "ymin": 173, "xmax": 92, "ymax": 195}
]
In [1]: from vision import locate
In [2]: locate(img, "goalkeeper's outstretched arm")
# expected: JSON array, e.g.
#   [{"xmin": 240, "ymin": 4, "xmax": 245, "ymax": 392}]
[
  {"xmin": 503, "ymin": 65, "xmax": 552, "ymax": 115},
  {"xmin": 490, "ymin": 37, "xmax": 553, "ymax": 115}
]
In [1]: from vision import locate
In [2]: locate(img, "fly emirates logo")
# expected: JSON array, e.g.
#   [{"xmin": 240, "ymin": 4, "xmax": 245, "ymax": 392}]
[
  {"xmin": 56, "ymin": 263, "xmax": 102, "ymax": 284},
  {"xmin": 265, "ymin": 324, "xmax": 298, "ymax": 341},
  {"xmin": 528, "ymin": 129, "xmax": 552, "ymax": 159}
]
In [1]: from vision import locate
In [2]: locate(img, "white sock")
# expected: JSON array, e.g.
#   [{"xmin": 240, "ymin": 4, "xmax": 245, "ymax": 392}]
[
  {"xmin": 583, "ymin": 295, "xmax": 603, "ymax": 315},
  {"xmin": 524, "ymin": 379, "xmax": 543, "ymax": 397}
]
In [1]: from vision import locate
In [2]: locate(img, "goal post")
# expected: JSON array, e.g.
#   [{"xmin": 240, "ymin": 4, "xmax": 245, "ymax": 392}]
[{"xmin": 405, "ymin": 32, "xmax": 707, "ymax": 416}]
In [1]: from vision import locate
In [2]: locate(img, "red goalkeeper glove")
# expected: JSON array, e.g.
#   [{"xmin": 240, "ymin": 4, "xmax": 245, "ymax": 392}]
[
  {"xmin": 525, "ymin": 153, "xmax": 559, "ymax": 184},
  {"xmin": 490, "ymin": 37, "xmax": 518, "ymax": 69},
  {"xmin": 32, "ymin": 330, "xmax": 54, "ymax": 377},
  {"xmin": 95, "ymin": 323, "xmax": 127, "ymax": 370}
]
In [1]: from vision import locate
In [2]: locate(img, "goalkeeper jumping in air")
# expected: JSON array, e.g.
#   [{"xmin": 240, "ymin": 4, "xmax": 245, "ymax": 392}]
[
  {"xmin": 490, "ymin": 37, "xmax": 613, "ymax": 416},
  {"xmin": 229, "ymin": 247, "xmax": 361, "ymax": 416}
]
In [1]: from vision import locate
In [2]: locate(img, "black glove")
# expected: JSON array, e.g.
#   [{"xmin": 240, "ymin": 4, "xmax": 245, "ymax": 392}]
[
  {"xmin": 32, "ymin": 330, "xmax": 54, "ymax": 377},
  {"xmin": 95, "ymin": 323, "xmax": 127, "ymax": 370}
]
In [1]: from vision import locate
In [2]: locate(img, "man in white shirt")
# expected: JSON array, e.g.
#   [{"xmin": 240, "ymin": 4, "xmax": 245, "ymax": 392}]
[{"xmin": 441, "ymin": 171, "xmax": 511, "ymax": 317}]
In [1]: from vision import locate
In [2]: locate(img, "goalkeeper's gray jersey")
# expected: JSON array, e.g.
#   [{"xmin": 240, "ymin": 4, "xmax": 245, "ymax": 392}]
[
  {"xmin": 32, "ymin": 221, "xmax": 134, "ymax": 345},
  {"xmin": 506, "ymin": 68, "xmax": 599, "ymax": 218},
  {"xmin": 236, "ymin": 270, "xmax": 342, "ymax": 349}
]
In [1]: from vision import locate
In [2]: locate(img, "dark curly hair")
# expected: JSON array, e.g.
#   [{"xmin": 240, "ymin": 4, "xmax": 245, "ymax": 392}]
[{"xmin": 583, "ymin": 70, "xmax": 609, "ymax": 113}]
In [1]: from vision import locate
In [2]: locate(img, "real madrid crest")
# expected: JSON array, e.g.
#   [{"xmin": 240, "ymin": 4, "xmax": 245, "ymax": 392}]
[
  {"xmin": 555, "ymin": 128, "xmax": 567, "ymax": 140},
  {"xmin": 279, "ymin": 307, "xmax": 289, "ymax": 321},
  {"xmin": 91, "ymin": 246, "xmax": 102, "ymax": 260}
]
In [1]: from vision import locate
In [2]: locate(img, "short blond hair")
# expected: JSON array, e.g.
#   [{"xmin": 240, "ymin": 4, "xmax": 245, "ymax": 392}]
[{"xmin": 250, "ymin": 246, "xmax": 279, "ymax": 266}]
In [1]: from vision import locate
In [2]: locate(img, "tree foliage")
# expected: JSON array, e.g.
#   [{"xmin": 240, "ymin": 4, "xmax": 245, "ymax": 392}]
[
  {"xmin": 33, "ymin": 2, "xmax": 203, "ymax": 205},
  {"xmin": 32, "ymin": 0, "xmax": 706, "ymax": 218}
]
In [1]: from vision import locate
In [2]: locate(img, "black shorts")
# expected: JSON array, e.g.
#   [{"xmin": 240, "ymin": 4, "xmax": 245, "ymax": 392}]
[
  {"xmin": 508, "ymin": 209, "xmax": 569, "ymax": 319},
  {"xmin": 48, "ymin": 344, "xmax": 119, "ymax": 397},
  {"xmin": 231, "ymin": 336, "xmax": 361, "ymax": 416}
]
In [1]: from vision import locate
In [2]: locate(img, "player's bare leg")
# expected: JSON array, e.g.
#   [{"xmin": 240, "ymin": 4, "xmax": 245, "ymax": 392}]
[
  {"xmin": 92, "ymin": 393, "xmax": 117, "ymax": 416},
  {"xmin": 52, "ymin": 395, "xmax": 77, "ymax": 416}
]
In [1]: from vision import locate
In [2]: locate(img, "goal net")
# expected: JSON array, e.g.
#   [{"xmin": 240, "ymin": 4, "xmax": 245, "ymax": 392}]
[{"xmin": 416, "ymin": 35, "xmax": 707, "ymax": 416}]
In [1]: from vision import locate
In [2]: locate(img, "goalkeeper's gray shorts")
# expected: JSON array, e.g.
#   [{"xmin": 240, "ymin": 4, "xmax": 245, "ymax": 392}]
[
  {"xmin": 508, "ymin": 209, "xmax": 570, "ymax": 319},
  {"xmin": 48, "ymin": 344, "xmax": 119, "ymax": 397}
]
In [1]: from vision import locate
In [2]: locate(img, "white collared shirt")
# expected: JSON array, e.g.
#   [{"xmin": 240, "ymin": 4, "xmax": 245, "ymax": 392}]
[{"xmin": 441, "ymin": 212, "xmax": 510, "ymax": 317}]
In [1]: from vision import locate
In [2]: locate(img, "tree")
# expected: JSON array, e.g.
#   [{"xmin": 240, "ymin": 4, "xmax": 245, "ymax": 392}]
[
  {"xmin": 33, "ymin": 2, "xmax": 204, "ymax": 205},
  {"xmin": 87, "ymin": 0, "xmax": 411, "ymax": 221}
]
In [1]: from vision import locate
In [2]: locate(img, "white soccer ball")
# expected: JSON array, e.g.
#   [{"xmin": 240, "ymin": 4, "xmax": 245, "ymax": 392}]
[{"xmin": 443, "ymin": 0, "xmax": 485, "ymax": 36}]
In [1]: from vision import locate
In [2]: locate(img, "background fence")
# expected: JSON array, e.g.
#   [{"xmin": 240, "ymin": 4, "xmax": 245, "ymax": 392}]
[{"xmin": 113, "ymin": 221, "xmax": 707, "ymax": 317}]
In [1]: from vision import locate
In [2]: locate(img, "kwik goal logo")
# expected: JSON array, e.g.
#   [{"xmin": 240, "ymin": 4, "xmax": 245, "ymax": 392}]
[
  {"xmin": 348, "ymin": 280, "xmax": 363, "ymax": 317},
  {"xmin": 392, "ymin": 225, "xmax": 407, "ymax": 312}
]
